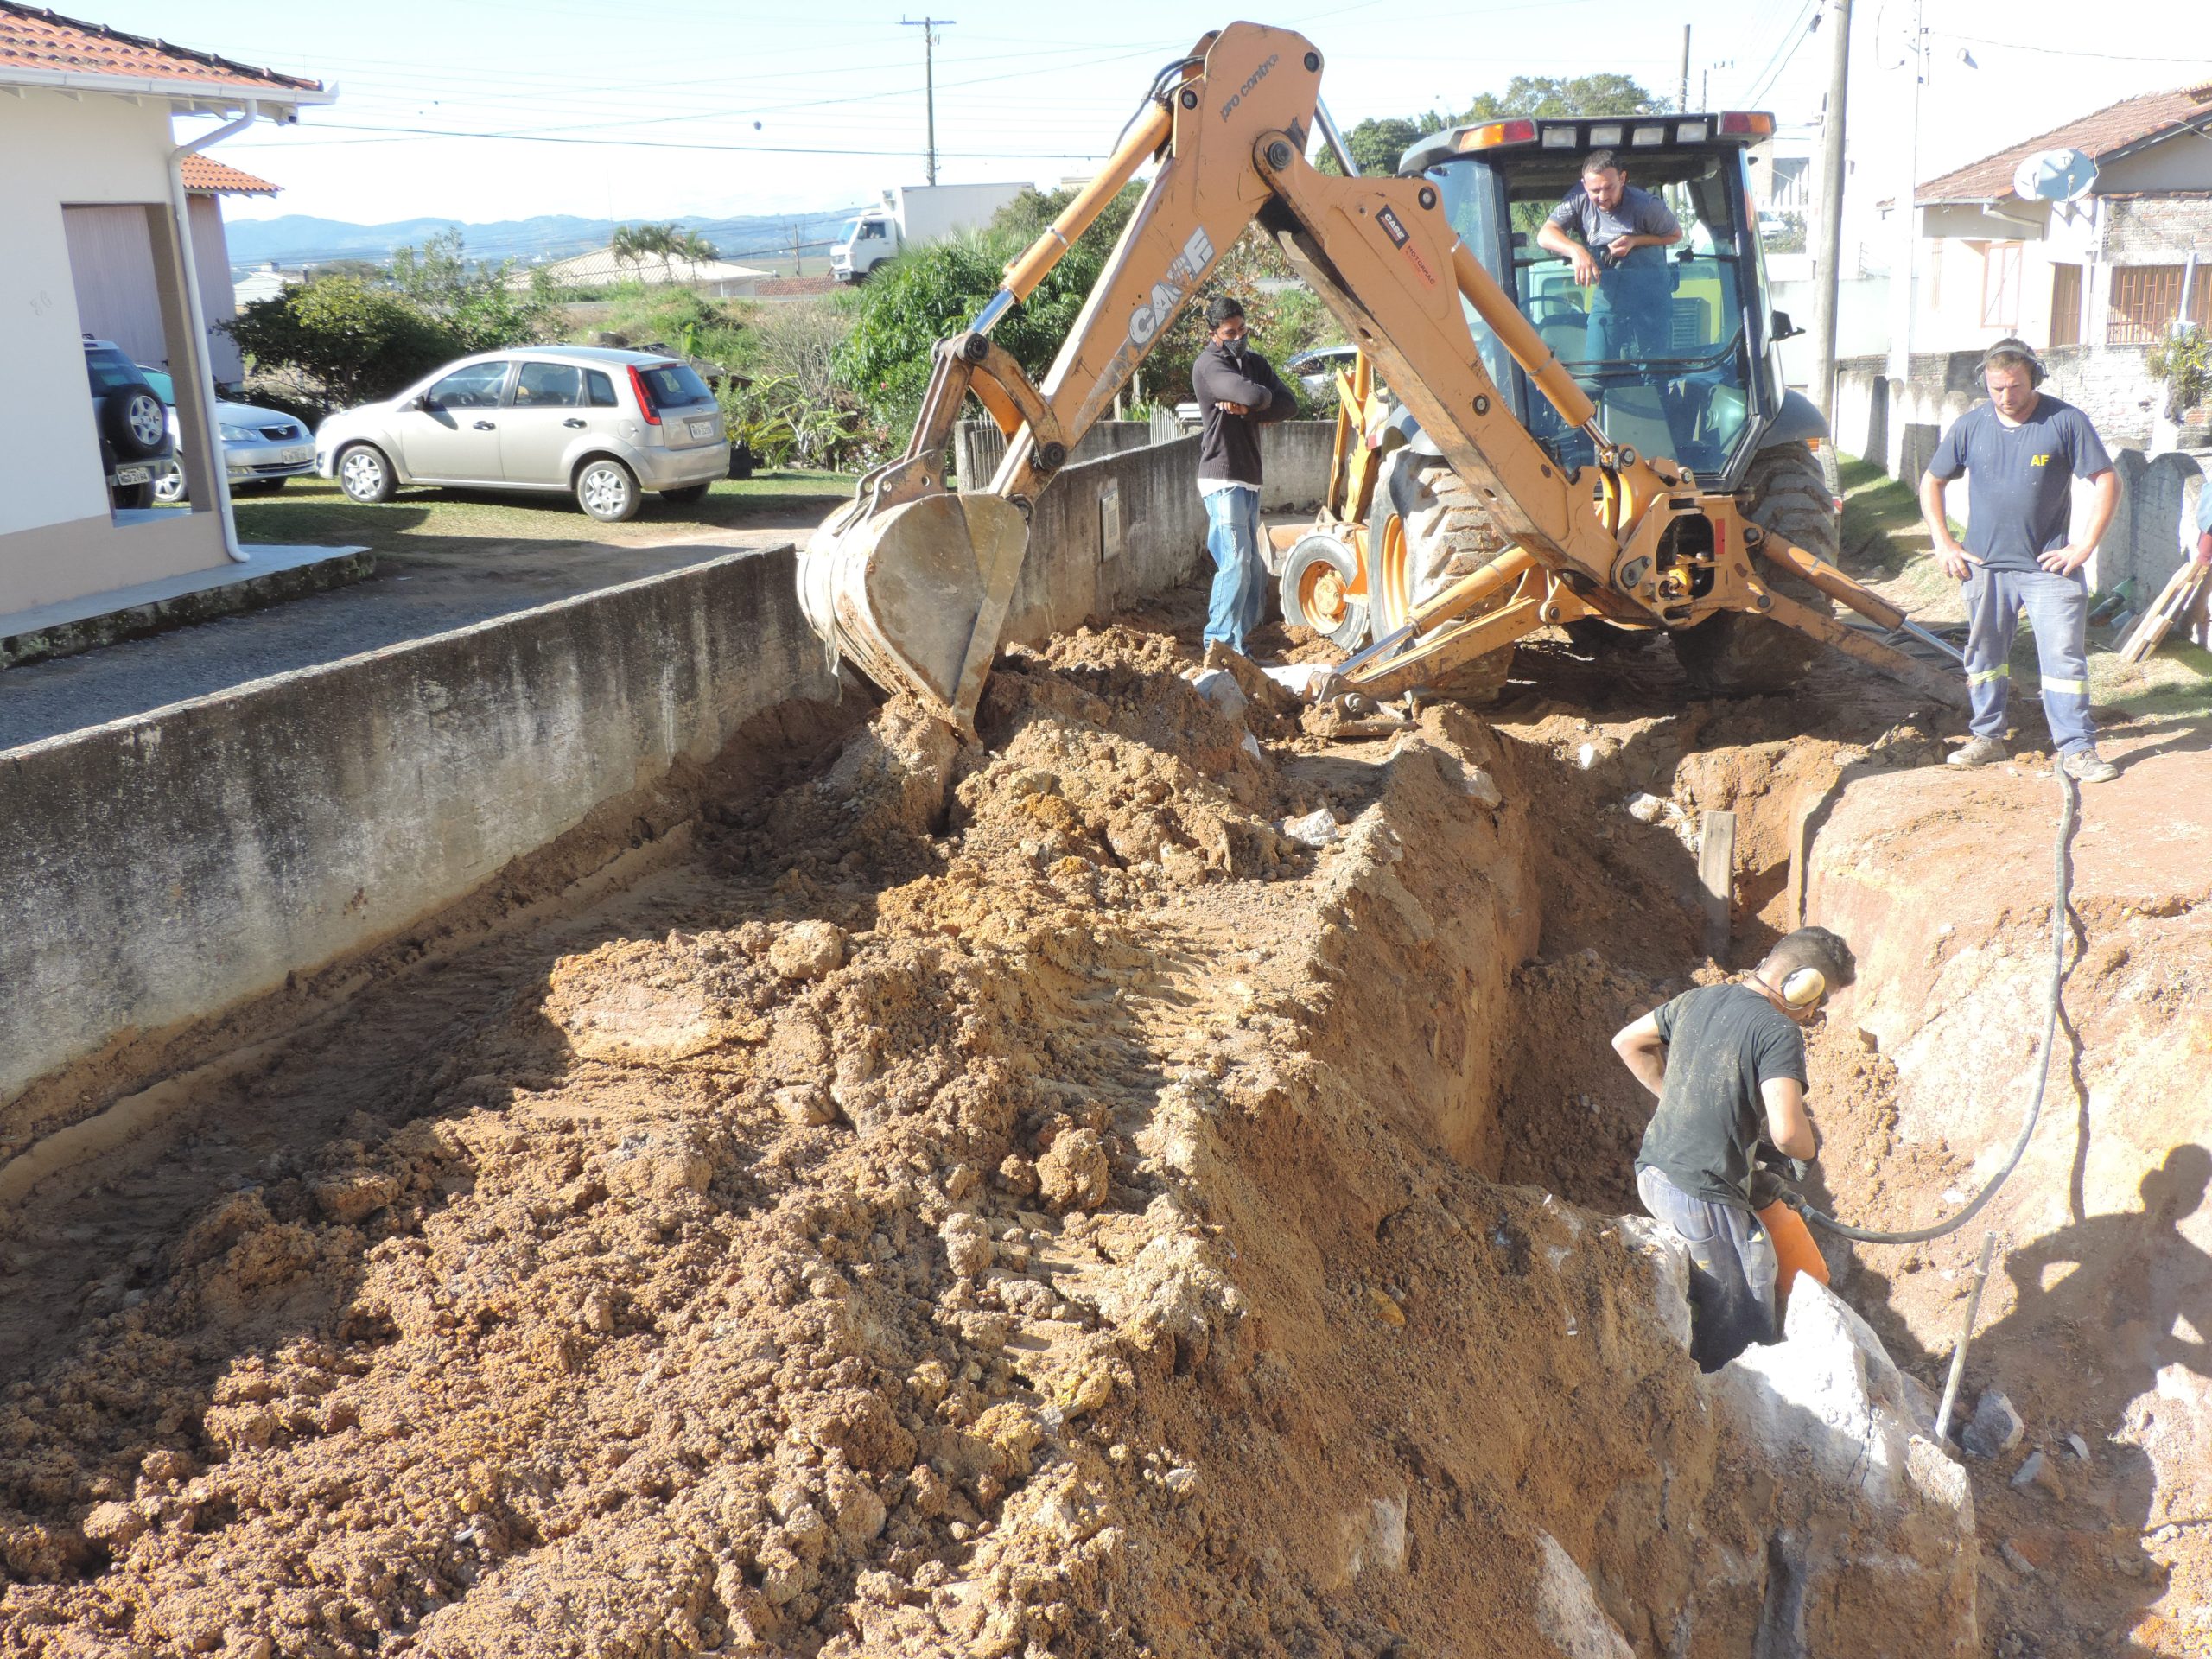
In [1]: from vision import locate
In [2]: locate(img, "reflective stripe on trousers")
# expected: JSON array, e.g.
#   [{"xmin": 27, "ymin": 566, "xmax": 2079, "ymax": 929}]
[{"xmin": 1961, "ymin": 566, "xmax": 2096, "ymax": 753}]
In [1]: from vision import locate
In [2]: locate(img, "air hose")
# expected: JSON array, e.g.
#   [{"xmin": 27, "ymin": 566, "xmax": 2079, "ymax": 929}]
[{"xmin": 1798, "ymin": 766, "xmax": 2082, "ymax": 1245}]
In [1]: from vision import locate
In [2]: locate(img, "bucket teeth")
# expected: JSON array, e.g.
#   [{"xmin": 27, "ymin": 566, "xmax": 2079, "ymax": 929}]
[{"xmin": 798, "ymin": 493, "xmax": 1032, "ymax": 734}]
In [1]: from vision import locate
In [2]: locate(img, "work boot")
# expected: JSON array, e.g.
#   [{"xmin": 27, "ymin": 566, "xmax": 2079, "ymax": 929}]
[
  {"xmin": 2061, "ymin": 747, "xmax": 2120, "ymax": 784},
  {"xmin": 1947, "ymin": 735, "xmax": 2007, "ymax": 768}
]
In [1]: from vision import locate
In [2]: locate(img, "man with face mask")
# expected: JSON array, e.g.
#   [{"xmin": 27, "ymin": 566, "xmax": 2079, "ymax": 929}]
[
  {"xmin": 1611, "ymin": 925, "xmax": 1855, "ymax": 1370},
  {"xmin": 1191, "ymin": 296, "xmax": 1296, "ymax": 656}
]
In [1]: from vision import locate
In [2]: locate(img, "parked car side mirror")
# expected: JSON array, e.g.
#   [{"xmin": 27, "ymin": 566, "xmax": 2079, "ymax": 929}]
[{"xmin": 1770, "ymin": 309, "xmax": 1805, "ymax": 342}]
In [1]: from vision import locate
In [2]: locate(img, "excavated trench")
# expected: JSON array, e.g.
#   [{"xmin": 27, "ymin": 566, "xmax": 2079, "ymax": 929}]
[{"xmin": 0, "ymin": 597, "xmax": 2197, "ymax": 1658}]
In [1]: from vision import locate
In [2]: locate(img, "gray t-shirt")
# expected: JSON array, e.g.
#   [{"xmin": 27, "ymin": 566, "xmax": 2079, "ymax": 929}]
[
  {"xmin": 1926, "ymin": 397, "xmax": 2113, "ymax": 574},
  {"xmin": 1548, "ymin": 182, "xmax": 1681, "ymax": 271}
]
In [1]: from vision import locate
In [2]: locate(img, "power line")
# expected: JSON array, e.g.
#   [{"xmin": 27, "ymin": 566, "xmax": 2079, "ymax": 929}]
[
  {"xmin": 1745, "ymin": 0, "xmax": 1821, "ymax": 107},
  {"xmin": 1930, "ymin": 30, "xmax": 2212, "ymax": 63},
  {"xmin": 263, "ymin": 122, "xmax": 1109, "ymax": 161}
]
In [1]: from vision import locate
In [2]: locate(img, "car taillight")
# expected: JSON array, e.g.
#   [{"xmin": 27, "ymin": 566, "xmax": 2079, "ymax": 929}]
[{"xmin": 626, "ymin": 365, "xmax": 661, "ymax": 425}]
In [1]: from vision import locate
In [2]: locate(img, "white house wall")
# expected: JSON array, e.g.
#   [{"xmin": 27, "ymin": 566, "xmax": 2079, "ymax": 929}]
[{"xmin": 0, "ymin": 89, "xmax": 228, "ymax": 615}]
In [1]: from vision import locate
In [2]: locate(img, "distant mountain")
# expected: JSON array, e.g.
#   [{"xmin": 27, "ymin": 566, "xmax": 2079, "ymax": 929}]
[{"xmin": 225, "ymin": 208, "xmax": 868, "ymax": 273}]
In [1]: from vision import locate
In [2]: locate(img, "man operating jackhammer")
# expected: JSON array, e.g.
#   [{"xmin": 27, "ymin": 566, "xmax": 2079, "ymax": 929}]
[{"xmin": 1611, "ymin": 926, "xmax": 1856, "ymax": 1370}]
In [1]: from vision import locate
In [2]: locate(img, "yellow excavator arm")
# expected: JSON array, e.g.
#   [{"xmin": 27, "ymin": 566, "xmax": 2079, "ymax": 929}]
[{"xmin": 799, "ymin": 22, "xmax": 1959, "ymax": 733}]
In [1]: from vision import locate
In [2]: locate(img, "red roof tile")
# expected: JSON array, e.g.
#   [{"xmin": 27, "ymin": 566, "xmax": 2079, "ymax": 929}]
[
  {"xmin": 0, "ymin": 3, "xmax": 321, "ymax": 94},
  {"xmin": 1918, "ymin": 85, "xmax": 2212, "ymax": 204},
  {"xmin": 180, "ymin": 154, "xmax": 277, "ymax": 195}
]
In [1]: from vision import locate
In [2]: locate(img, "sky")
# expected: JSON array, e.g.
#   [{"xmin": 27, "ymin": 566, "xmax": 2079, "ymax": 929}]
[{"xmin": 129, "ymin": 0, "xmax": 2212, "ymax": 257}]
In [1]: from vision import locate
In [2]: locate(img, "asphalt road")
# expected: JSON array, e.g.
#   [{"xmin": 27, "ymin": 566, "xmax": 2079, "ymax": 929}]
[{"xmin": 0, "ymin": 523, "xmax": 802, "ymax": 753}]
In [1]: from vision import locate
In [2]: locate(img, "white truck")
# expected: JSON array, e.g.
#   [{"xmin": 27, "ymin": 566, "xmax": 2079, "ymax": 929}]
[{"xmin": 830, "ymin": 181, "xmax": 1030, "ymax": 283}]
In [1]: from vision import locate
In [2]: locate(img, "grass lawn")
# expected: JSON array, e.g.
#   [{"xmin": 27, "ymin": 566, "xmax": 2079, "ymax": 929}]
[
  {"xmin": 232, "ymin": 469, "xmax": 855, "ymax": 552},
  {"xmin": 1838, "ymin": 453, "xmax": 2212, "ymax": 727}
]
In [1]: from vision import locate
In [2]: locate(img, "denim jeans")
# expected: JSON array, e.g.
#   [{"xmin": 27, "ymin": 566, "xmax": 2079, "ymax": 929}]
[
  {"xmin": 1586, "ymin": 267, "xmax": 1671, "ymax": 360},
  {"xmin": 1962, "ymin": 566, "xmax": 2095, "ymax": 753},
  {"xmin": 1637, "ymin": 1165, "xmax": 1777, "ymax": 1371},
  {"xmin": 1202, "ymin": 484, "xmax": 1266, "ymax": 652}
]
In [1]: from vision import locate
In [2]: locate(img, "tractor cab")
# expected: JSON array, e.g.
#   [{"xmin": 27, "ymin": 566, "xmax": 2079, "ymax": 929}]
[{"xmin": 1402, "ymin": 111, "xmax": 1804, "ymax": 490}]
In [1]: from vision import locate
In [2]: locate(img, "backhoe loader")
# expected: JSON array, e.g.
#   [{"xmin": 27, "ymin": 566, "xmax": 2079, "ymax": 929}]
[{"xmin": 799, "ymin": 22, "xmax": 1962, "ymax": 736}]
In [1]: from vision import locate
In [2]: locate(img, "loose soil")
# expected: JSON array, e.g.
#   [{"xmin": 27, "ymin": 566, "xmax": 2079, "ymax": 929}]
[{"xmin": 0, "ymin": 577, "xmax": 2202, "ymax": 1656}]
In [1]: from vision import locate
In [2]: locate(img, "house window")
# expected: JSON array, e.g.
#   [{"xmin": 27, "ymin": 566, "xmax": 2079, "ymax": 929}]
[
  {"xmin": 1980, "ymin": 242, "xmax": 2022, "ymax": 330},
  {"xmin": 2107, "ymin": 264, "xmax": 2212, "ymax": 343},
  {"xmin": 2050, "ymin": 263, "xmax": 2082, "ymax": 347}
]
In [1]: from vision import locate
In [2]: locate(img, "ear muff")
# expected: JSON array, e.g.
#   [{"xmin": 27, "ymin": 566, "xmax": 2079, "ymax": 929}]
[
  {"xmin": 1779, "ymin": 966, "xmax": 1827, "ymax": 1009},
  {"xmin": 1980, "ymin": 338, "xmax": 2046, "ymax": 387}
]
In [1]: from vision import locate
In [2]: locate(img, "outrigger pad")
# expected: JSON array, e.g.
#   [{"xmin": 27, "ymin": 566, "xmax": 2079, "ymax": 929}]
[{"xmin": 798, "ymin": 492, "xmax": 1032, "ymax": 732}]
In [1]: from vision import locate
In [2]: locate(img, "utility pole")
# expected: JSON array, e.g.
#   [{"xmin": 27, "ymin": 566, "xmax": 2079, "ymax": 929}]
[
  {"xmin": 790, "ymin": 222, "xmax": 804, "ymax": 276},
  {"xmin": 1679, "ymin": 24, "xmax": 1692, "ymax": 113},
  {"xmin": 902, "ymin": 16, "xmax": 954, "ymax": 186},
  {"xmin": 1809, "ymin": 0, "xmax": 1853, "ymax": 424},
  {"xmin": 1886, "ymin": 0, "xmax": 1926, "ymax": 386}
]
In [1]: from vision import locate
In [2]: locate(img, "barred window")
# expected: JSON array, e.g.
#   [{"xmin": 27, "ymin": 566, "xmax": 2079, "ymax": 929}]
[{"xmin": 2107, "ymin": 264, "xmax": 2212, "ymax": 344}]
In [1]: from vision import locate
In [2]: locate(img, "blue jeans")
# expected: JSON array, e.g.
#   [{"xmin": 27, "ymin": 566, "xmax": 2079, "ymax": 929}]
[
  {"xmin": 1202, "ymin": 485, "xmax": 1265, "ymax": 652},
  {"xmin": 1962, "ymin": 566, "xmax": 2095, "ymax": 753},
  {"xmin": 1586, "ymin": 267, "xmax": 1671, "ymax": 360},
  {"xmin": 1637, "ymin": 1166, "xmax": 1777, "ymax": 1371}
]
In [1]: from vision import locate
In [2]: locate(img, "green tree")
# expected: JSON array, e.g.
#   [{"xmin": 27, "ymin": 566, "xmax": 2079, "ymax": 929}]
[
  {"xmin": 1463, "ymin": 73, "xmax": 1667, "ymax": 121},
  {"xmin": 222, "ymin": 277, "xmax": 454, "ymax": 411},
  {"xmin": 1322, "ymin": 112, "xmax": 1449, "ymax": 177},
  {"xmin": 386, "ymin": 228, "xmax": 555, "ymax": 353}
]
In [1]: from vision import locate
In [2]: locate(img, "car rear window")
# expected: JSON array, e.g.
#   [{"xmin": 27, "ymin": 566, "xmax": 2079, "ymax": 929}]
[
  {"xmin": 86, "ymin": 347, "xmax": 143, "ymax": 392},
  {"xmin": 633, "ymin": 363, "xmax": 713, "ymax": 411}
]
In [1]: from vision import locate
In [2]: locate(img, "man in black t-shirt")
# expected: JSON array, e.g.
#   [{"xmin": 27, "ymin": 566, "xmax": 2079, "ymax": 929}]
[{"xmin": 1611, "ymin": 926, "xmax": 1856, "ymax": 1370}]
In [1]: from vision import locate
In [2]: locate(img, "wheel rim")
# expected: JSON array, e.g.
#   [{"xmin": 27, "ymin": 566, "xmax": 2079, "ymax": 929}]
[
  {"xmin": 1297, "ymin": 561, "xmax": 1348, "ymax": 632},
  {"xmin": 341, "ymin": 449, "xmax": 384, "ymax": 498},
  {"xmin": 127, "ymin": 395, "xmax": 165, "ymax": 449},
  {"xmin": 153, "ymin": 468, "xmax": 187, "ymax": 505},
  {"xmin": 582, "ymin": 465, "xmax": 629, "ymax": 515}
]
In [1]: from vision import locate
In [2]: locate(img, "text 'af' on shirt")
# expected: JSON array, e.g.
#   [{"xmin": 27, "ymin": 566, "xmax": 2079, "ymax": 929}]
[
  {"xmin": 1926, "ymin": 397, "xmax": 2114, "ymax": 574},
  {"xmin": 1635, "ymin": 982, "xmax": 1807, "ymax": 1211}
]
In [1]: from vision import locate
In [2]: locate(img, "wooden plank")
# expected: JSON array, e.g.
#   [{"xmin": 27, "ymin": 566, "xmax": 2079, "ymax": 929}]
[
  {"xmin": 1700, "ymin": 809, "xmax": 1737, "ymax": 961},
  {"xmin": 2119, "ymin": 562, "xmax": 2209, "ymax": 664}
]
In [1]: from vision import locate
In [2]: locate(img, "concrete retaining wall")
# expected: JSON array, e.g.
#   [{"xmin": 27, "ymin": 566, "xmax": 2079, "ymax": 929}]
[{"xmin": 1, "ymin": 434, "xmax": 1230, "ymax": 1138}]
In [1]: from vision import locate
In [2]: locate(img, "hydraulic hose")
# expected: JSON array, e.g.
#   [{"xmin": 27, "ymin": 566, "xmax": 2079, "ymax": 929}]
[{"xmin": 1800, "ymin": 766, "xmax": 2081, "ymax": 1244}]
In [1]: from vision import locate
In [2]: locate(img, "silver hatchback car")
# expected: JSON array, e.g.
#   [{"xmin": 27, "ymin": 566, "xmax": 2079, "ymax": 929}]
[{"xmin": 315, "ymin": 346, "xmax": 728, "ymax": 522}]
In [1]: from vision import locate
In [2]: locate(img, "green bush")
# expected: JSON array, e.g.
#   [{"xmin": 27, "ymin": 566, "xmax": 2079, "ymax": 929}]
[
  {"xmin": 224, "ymin": 278, "xmax": 456, "ymax": 412},
  {"xmin": 2147, "ymin": 326, "xmax": 2212, "ymax": 420}
]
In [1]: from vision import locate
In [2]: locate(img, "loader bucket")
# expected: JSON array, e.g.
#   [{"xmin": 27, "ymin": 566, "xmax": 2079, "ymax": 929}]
[{"xmin": 798, "ymin": 491, "xmax": 1032, "ymax": 733}]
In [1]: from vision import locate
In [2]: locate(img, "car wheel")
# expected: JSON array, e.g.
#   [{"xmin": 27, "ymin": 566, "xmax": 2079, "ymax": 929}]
[
  {"xmin": 103, "ymin": 389, "xmax": 168, "ymax": 459},
  {"xmin": 660, "ymin": 481, "xmax": 711, "ymax": 505},
  {"xmin": 337, "ymin": 443, "xmax": 397, "ymax": 505},
  {"xmin": 152, "ymin": 465, "xmax": 189, "ymax": 506},
  {"xmin": 576, "ymin": 458, "xmax": 640, "ymax": 523}
]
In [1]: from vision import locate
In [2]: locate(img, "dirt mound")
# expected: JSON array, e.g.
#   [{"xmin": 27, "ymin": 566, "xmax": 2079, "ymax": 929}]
[{"xmin": 0, "ymin": 619, "xmax": 1980, "ymax": 1657}]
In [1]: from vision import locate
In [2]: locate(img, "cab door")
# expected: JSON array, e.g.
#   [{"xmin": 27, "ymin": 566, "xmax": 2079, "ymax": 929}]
[
  {"xmin": 499, "ymin": 360, "xmax": 589, "ymax": 486},
  {"xmin": 396, "ymin": 360, "xmax": 512, "ymax": 482}
]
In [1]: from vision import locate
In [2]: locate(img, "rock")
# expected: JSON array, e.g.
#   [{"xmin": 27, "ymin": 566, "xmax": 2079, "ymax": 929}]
[
  {"xmin": 1962, "ymin": 1389, "xmax": 2024, "ymax": 1459},
  {"xmin": 1535, "ymin": 1532, "xmax": 1635, "ymax": 1658},
  {"xmin": 770, "ymin": 921, "xmax": 846, "ymax": 981},
  {"xmin": 2012, "ymin": 1449, "xmax": 2066, "ymax": 1501},
  {"xmin": 1999, "ymin": 1539, "xmax": 2037, "ymax": 1577},
  {"xmin": 2010, "ymin": 1449, "xmax": 2044, "ymax": 1489},
  {"xmin": 2066, "ymin": 1433, "xmax": 2090, "ymax": 1460},
  {"xmin": 80, "ymin": 1500, "xmax": 149, "ymax": 1551},
  {"xmin": 1187, "ymin": 668, "xmax": 1248, "ymax": 721},
  {"xmin": 1036, "ymin": 1128, "xmax": 1110, "ymax": 1212},
  {"xmin": 309, "ymin": 1169, "xmax": 399, "ymax": 1224},
  {"xmin": 1713, "ymin": 1281, "xmax": 1979, "ymax": 1655},
  {"xmin": 578, "ymin": 1288, "xmax": 615, "ymax": 1334},
  {"xmin": 773, "ymin": 1085, "xmax": 836, "ymax": 1128},
  {"xmin": 1281, "ymin": 808, "xmax": 1343, "ymax": 849},
  {"xmin": 1625, "ymin": 791, "xmax": 1669, "ymax": 823}
]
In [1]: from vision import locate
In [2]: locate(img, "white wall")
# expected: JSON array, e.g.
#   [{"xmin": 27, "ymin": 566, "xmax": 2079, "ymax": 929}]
[{"xmin": 0, "ymin": 90, "xmax": 227, "ymax": 608}]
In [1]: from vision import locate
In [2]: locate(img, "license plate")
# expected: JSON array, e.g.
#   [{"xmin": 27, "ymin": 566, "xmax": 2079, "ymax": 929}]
[
  {"xmin": 113, "ymin": 466, "xmax": 149, "ymax": 486},
  {"xmin": 281, "ymin": 445, "xmax": 313, "ymax": 465},
  {"xmin": 687, "ymin": 418, "xmax": 718, "ymax": 441}
]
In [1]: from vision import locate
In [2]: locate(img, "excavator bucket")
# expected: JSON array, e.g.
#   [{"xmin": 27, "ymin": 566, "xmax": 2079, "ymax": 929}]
[{"xmin": 798, "ymin": 490, "xmax": 1031, "ymax": 734}]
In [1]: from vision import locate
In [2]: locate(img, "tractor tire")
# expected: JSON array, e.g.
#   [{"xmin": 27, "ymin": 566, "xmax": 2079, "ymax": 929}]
[
  {"xmin": 1365, "ymin": 450, "xmax": 1518, "ymax": 702},
  {"xmin": 1671, "ymin": 442, "xmax": 1838, "ymax": 696}
]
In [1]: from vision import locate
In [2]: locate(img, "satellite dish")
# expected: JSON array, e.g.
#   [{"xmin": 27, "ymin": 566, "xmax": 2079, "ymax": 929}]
[{"xmin": 2012, "ymin": 148, "xmax": 2098, "ymax": 202}]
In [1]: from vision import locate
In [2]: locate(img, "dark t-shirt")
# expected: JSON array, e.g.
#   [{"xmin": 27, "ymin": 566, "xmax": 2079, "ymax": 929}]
[
  {"xmin": 1634, "ymin": 983, "xmax": 1808, "ymax": 1211},
  {"xmin": 1925, "ymin": 397, "xmax": 2113, "ymax": 574}
]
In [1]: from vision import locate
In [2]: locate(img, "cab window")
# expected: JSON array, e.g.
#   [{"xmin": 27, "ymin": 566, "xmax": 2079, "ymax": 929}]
[{"xmin": 584, "ymin": 370, "xmax": 619, "ymax": 408}]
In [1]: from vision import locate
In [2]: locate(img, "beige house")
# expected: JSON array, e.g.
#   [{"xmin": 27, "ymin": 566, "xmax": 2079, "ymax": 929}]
[{"xmin": 0, "ymin": 4, "xmax": 331, "ymax": 618}]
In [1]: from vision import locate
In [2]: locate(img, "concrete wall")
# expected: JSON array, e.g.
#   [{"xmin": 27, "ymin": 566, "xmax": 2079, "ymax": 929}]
[
  {"xmin": 0, "ymin": 90, "xmax": 230, "ymax": 606},
  {"xmin": 0, "ymin": 439, "xmax": 1225, "ymax": 1137},
  {"xmin": 950, "ymin": 419, "xmax": 1335, "ymax": 512}
]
